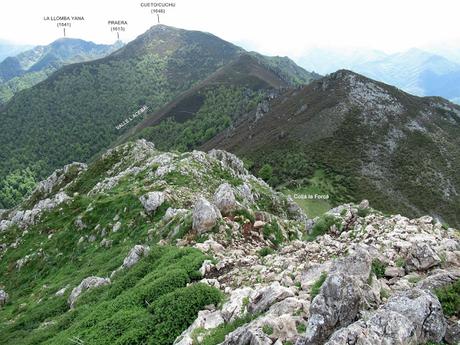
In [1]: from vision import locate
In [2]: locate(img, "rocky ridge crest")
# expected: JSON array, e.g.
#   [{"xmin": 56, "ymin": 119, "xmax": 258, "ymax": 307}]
[{"xmin": 0, "ymin": 139, "xmax": 458, "ymax": 345}]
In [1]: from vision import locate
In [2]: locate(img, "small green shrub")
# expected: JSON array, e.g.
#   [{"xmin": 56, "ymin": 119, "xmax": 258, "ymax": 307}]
[
  {"xmin": 148, "ymin": 283, "xmax": 223, "ymax": 345},
  {"xmin": 395, "ymin": 257, "xmax": 405, "ymax": 268},
  {"xmin": 434, "ymin": 279, "xmax": 460, "ymax": 317},
  {"xmin": 357, "ymin": 207, "xmax": 370, "ymax": 218},
  {"xmin": 258, "ymin": 247, "xmax": 275, "ymax": 257},
  {"xmin": 262, "ymin": 221, "xmax": 284, "ymax": 247},
  {"xmin": 408, "ymin": 276, "xmax": 422, "ymax": 284},
  {"xmin": 258, "ymin": 164, "xmax": 273, "ymax": 182},
  {"xmin": 441, "ymin": 223, "xmax": 450, "ymax": 230},
  {"xmin": 200, "ymin": 313, "xmax": 259, "ymax": 345},
  {"xmin": 370, "ymin": 259, "xmax": 387, "ymax": 280},
  {"xmin": 306, "ymin": 215, "xmax": 341, "ymax": 241},
  {"xmin": 233, "ymin": 208, "xmax": 255, "ymax": 223},
  {"xmin": 380, "ymin": 288, "xmax": 390, "ymax": 300},
  {"xmin": 262, "ymin": 324, "xmax": 274, "ymax": 335},
  {"xmin": 310, "ymin": 272, "xmax": 327, "ymax": 300},
  {"xmin": 296, "ymin": 323, "xmax": 306, "ymax": 333},
  {"xmin": 241, "ymin": 296, "xmax": 250, "ymax": 311}
]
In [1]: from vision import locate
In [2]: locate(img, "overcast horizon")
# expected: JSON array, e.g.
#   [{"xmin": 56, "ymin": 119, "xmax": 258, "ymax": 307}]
[{"xmin": 1, "ymin": 0, "xmax": 459, "ymax": 59}]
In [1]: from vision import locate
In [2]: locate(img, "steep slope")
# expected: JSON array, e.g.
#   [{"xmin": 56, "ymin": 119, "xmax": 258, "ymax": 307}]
[
  {"xmin": 204, "ymin": 70, "xmax": 460, "ymax": 226},
  {"xmin": 0, "ymin": 38, "xmax": 123, "ymax": 104},
  {"xmin": 0, "ymin": 25, "xmax": 244, "ymax": 207},
  {"xmin": 0, "ymin": 139, "xmax": 306, "ymax": 344},
  {"xmin": 0, "ymin": 24, "xmax": 318, "ymax": 210},
  {"xmin": 0, "ymin": 139, "xmax": 458, "ymax": 345},
  {"xmin": 123, "ymin": 52, "xmax": 319, "ymax": 151}
]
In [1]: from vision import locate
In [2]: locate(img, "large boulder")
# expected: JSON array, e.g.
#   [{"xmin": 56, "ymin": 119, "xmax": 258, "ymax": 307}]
[
  {"xmin": 208, "ymin": 149, "xmax": 247, "ymax": 176},
  {"xmin": 221, "ymin": 326, "xmax": 272, "ymax": 345},
  {"xmin": 325, "ymin": 288, "xmax": 446, "ymax": 345},
  {"xmin": 384, "ymin": 288, "xmax": 446, "ymax": 341},
  {"xmin": 416, "ymin": 269, "xmax": 460, "ymax": 291},
  {"xmin": 248, "ymin": 282, "xmax": 295, "ymax": 314},
  {"xmin": 139, "ymin": 191, "xmax": 166, "ymax": 213},
  {"xmin": 0, "ymin": 289, "xmax": 8, "ymax": 307},
  {"xmin": 405, "ymin": 242, "xmax": 441, "ymax": 272},
  {"xmin": 221, "ymin": 287, "xmax": 254, "ymax": 322},
  {"xmin": 213, "ymin": 183, "xmax": 239, "ymax": 215},
  {"xmin": 445, "ymin": 319, "xmax": 460, "ymax": 345},
  {"xmin": 192, "ymin": 198, "xmax": 221, "ymax": 234},
  {"xmin": 303, "ymin": 273, "xmax": 363, "ymax": 344},
  {"xmin": 68, "ymin": 276, "xmax": 111, "ymax": 308},
  {"xmin": 300, "ymin": 248, "xmax": 372, "ymax": 345}
]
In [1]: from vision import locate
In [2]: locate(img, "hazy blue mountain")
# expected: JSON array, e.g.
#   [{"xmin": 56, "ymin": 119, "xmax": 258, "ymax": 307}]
[
  {"xmin": 297, "ymin": 47, "xmax": 387, "ymax": 75},
  {"xmin": 298, "ymin": 48, "xmax": 460, "ymax": 103},
  {"xmin": 0, "ymin": 38, "xmax": 123, "ymax": 104},
  {"xmin": 0, "ymin": 40, "xmax": 31, "ymax": 63}
]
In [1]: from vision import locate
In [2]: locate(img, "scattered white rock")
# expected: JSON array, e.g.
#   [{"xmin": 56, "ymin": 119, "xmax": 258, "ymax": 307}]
[
  {"xmin": 192, "ymin": 198, "xmax": 221, "ymax": 234},
  {"xmin": 139, "ymin": 191, "xmax": 166, "ymax": 213},
  {"xmin": 0, "ymin": 289, "xmax": 8, "ymax": 307},
  {"xmin": 122, "ymin": 245, "xmax": 150, "ymax": 269},
  {"xmin": 68, "ymin": 276, "xmax": 111, "ymax": 308}
]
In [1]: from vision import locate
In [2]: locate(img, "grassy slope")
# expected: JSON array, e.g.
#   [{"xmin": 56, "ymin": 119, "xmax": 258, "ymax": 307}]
[
  {"xmin": 0, "ymin": 140, "xmax": 299, "ymax": 344},
  {"xmin": 280, "ymin": 170, "xmax": 334, "ymax": 218}
]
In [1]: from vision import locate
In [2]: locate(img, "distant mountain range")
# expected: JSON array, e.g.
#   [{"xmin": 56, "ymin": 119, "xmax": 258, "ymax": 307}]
[
  {"xmin": 299, "ymin": 48, "xmax": 460, "ymax": 104},
  {"xmin": 0, "ymin": 38, "xmax": 123, "ymax": 104},
  {"xmin": 0, "ymin": 40, "xmax": 31, "ymax": 63}
]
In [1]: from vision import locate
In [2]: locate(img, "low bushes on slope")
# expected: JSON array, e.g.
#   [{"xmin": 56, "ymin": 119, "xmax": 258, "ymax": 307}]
[
  {"xmin": 0, "ymin": 223, "xmax": 221, "ymax": 345},
  {"xmin": 435, "ymin": 279, "xmax": 460, "ymax": 317}
]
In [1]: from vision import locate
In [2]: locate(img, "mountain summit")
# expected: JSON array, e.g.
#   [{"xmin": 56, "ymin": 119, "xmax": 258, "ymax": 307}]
[
  {"xmin": 0, "ymin": 25, "xmax": 317, "ymax": 209},
  {"xmin": 112, "ymin": 24, "xmax": 242, "ymax": 60}
]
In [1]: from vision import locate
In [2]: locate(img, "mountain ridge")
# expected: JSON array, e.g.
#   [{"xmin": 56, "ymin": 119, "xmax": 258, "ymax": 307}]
[
  {"xmin": 299, "ymin": 47, "xmax": 460, "ymax": 104},
  {"xmin": 0, "ymin": 139, "xmax": 458, "ymax": 345},
  {"xmin": 0, "ymin": 24, "xmax": 318, "ymax": 209},
  {"xmin": 202, "ymin": 69, "xmax": 460, "ymax": 226},
  {"xmin": 0, "ymin": 38, "xmax": 123, "ymax": 104}
]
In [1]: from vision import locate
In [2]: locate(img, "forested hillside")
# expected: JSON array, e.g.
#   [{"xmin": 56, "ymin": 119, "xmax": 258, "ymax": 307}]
[
  {"xmin": 0, "ymin": 25, "xmax": 245, "ymax": 208},
  {"xmin": 0, "ymin": 25, "xmax": 318, "ymax": 209},
  {"xmin": 127, "ymin": 52, "xmax": 319, "ymax": 151}
]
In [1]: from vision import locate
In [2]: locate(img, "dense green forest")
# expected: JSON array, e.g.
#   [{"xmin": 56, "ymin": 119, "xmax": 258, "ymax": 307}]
[
  {"xmin": 0, "ymin": 25, "xmax": 320, "ymax": 209},
  {"xmin": 136, "ymin": 86, "xmax": 265, "ymax": 151},
  {"xmin": 0, "ymin": 26, "xmax": 245, "ymax": 208}
]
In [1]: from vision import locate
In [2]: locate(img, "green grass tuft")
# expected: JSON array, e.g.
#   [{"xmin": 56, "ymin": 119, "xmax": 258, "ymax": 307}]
[{"xmin": 310, "ymin": 272, "xmax": 327, "ymax": 301}]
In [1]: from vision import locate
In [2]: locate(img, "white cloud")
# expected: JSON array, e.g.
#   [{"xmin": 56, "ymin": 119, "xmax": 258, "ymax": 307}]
[{"xmin": 0, "ymin": 0, "xmax": 459, "ymax": 56}]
